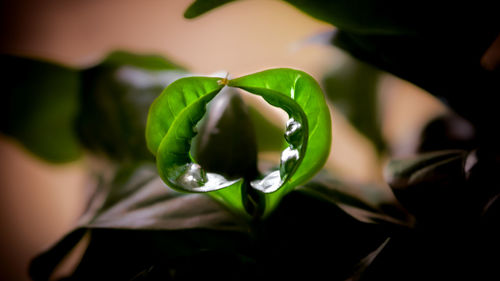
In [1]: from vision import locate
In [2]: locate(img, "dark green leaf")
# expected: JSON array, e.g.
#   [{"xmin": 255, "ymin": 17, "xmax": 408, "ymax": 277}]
[
  {"xmin": 0, "ymin": 55, "xmax": 82, "ymax": 163},
  {"xmin": 260, "ymin": 189, "xmax": 390, "ymax": 280},
  {"xmin": 229, "ymin": 68, "xmax": 331, "ymax": 216},
  {"xmin": 89, "ymin": 164, "xmax": 247, "ymax": 231},
  {"xmin": 300, "ymin": 171, "xmax": 411, "ymax": 227},
  {"xmin": 416, "ymin": 113, "xmax": 477, "ymax": 153},
  {"xmin": 385, "ymin": 150, "xmax": 467, "ymax": 191},
  {"xmin": 332, "ymin": 28, "xmax": 499, "ymax": 133},
  {"xmin": 102, "ymin": 50, "xmax": 186, "ymax": 71},
  {"xmin": 347, "ymin": 238, "xmax": 390, "ymax": 281},
  {"xmin": 29, "ymin": 163, "xmax": 250, "ymax": 281},
  {"xmin": 323, "ymin": 55, "xmax": 385, "ymax": 153},
  {"xmin": 385, "ymin": 150, "xmax": 469, "ymax": 224},
  {"xmin": 192, "ymin": 87, "xmax": 258, "ymax": 180},
  {"xmin": 247, "ymin": 105, "xmax": 285, "ymax": 152},
  {"xmin": 283, "ymin": 0, "xmax": 420, "ymax": 35},
  {"xmin": 29, "ymin": 228, "xmax": 87, "ymax": 281},
  {"xmin": 184, "ymin": 0, "xmax": 236, "ymax": 19},
  {"xmin": 77, "ymin": 51, "xmax": 188, "ymax": 162}
]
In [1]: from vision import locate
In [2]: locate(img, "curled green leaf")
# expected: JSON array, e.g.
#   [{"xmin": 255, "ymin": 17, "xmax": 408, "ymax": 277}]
[
  {"xmin": 146, "ymin": 68, "xmax": 331, "ymax": 218},
  {"xmin": 229, "ymin": 68, "xmax": 331, "ymax": 215},
  {"xmin": 145, "ymin": 76, "xmax": 247, "ymax": 215},
  {"xmin": 146, "ymin": 77, "xmax": 239, "ymax": 189}
]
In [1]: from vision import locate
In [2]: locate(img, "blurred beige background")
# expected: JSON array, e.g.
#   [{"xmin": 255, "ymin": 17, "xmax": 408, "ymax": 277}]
[{"xmin": 0, "ymin": 0, "xmax": 445, "ymax": 280}]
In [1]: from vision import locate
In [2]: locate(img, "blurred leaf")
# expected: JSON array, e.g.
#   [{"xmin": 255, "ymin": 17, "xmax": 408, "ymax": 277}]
[
  {"xmin": 283, "ymin": 0, "xmax": 419, "ymax": 35},
  {"xmin": 30, "ymin": 162, "xmax": 399, "ymax": 281},
  {"xmin": 323, "ymin": 56, "xmax": 385, "ymax": 153},
  {"xmin": 184, "ymin": 0, "xmax": 499, "ymax": 132},
  {"xmin": 300, "ymin": 171, "xmax": 411, "ymax": 227},
  {"xmin": 385, "ymin": 150, "xmax": 466, "ymax": 189},
  {"xmin": 385, "ymin": 150, "xmax": 470, "ymax": 225},
  {"xmin": 259, "ymin": 188, "xmax": 390, "ymax": 280},
  {"xmin": 247, "ymin": 106, "xmax": 285, "ymax": 153},
  {"xmin": 192, "ymin": 87, "xmax": 259, "ymax": 180},
  {"xmin": 184, "ymin": 0, "xmax": 236, "ymax": 19},
  {"xmin": 230, "ymin": 68, "xmax": 332, "ymax": 216},
  {"xmin": 465, "ymin": 147, "xmax": 500, "ymax": 224},
  {"xmin": 103, "ymin": 50, "xmax": 186, "ymax": 71},
  {"xmin": 0, "ymin": 55, "xmax": 82, "ymax": 163},
  {"xmin": 332, "ymin": 29, "xmax": 500, "ymax": 132},
  {"xmin": 346, "ymin": 238, "xmax": 390, "ymax": 281},
  {"xmin": 286, "ymin": 1, "xmax": 498, "ymax": 132},
  {"xmin": 77, "ymin": 51, "xmax": 188, "ymax": 162},
  {"xmin": 29, "ymin": 163, "xmax": 250, "ymax": 281},
  {"xmin": 416, "ymin": 113, "xmax": 477, "ymax": 153},
  {"xmin": 29, "ymin": 228, "xmax": 87, "ymax": 281},
  {"xmin": 183, "ymin": 0, "xmax": 418, "ymax": 35}
]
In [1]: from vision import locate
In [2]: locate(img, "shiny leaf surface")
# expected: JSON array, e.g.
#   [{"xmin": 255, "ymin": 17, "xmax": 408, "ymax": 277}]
[
  {"xmin": 146, "ymin": 76, "xmax": 247, "ymax": 216},
  {"xmin": 78, "ymin": 51, "xmax": 187, "ymax": 162},
  {"xmin": 147, "ymin": 68, "xmax": 330, "ymax": 217},
  {"xmin": 29, "ymin": 163, "xmax": 250, "ymax": 281},
  {"xmin": 229, "ymin": 68, "xmax": 331, "ymax": 216}
]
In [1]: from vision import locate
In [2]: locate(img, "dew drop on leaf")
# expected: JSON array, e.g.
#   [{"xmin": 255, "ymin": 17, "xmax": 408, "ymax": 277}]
[
  {"xmin": 251, "ymin": 170, "xmax": 282, "ymax": 193},
  {"xmin": 284, "ymin": 118, "xmax": 303, "ymax": 148},
  {"xmin": 280, "ymin": 146, "xmax": 300, "ymax": 179},
  {"xmin": 176, "ymin": 163, "xmax": 207, "ymax": 188}
]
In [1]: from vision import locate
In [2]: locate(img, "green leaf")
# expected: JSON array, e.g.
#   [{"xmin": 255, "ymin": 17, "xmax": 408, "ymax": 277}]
[
  {"xmin": 146, "ymin": 76, "xmax": 247, "ymax": 216},
  {"xmin": 0, "ymin": 55, "xmax": 82, "ymax": 163},
  {"xmin": 184, "ymin": 0, "xmax": 236, "ymax": 19},
  {"xmin": 147, "ymin": 68, "xmax": 330, "ymax": 218},
  {"xmin": 229, "ymin": 68, "xmax": 331, "ymax": 216},
  {"xmin": 77, "ymin": 51, "xmax": 187, "ymax": 162},
  {"xmin": 323, "ymin": 55, "xmax": 385, "ymax": 153}
]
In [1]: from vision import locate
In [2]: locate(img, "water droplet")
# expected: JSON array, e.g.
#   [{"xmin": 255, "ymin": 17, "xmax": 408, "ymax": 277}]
[
  {"xmin": 251, "ymin": 170, "xmax": 282, "ymax": 193},
  {"xmin": 280, "ymin": 146, "xmax": 300, "ymax": 179},
  {"xmin": 284, "ymin": 118, "xmax": 303, "ymax": 147},
  {"xmin": 176, "ymin": 163, "xmax": 207, "ymax": 189}
]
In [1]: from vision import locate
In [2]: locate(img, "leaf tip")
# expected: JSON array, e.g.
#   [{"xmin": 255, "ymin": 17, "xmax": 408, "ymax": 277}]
[{"xmin": 217, "ymin": 78, "xmax": 229, "ymax": 86}]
